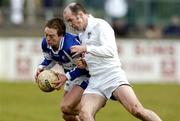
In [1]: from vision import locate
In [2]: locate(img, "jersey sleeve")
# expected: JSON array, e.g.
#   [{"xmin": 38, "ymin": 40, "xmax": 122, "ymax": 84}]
[
  {"xmin": 38, "ymin": 58, "xmax": 53, "ymax": 69},
  {"xmin": 86, "ymin": 22, "xmax": 117, "ymax": 58},
  {"xmin": 38, "ymin": 38, "xmax": 53, "ymax": 69},
  {"xmin": 65, "ymin": 67, "xmax": 90, "ymax": 81}
]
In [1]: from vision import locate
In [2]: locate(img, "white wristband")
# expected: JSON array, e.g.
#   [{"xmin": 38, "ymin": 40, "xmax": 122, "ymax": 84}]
[
  {"xmin": 65, "ymin": 72, "xmax": 71, "ymax": 80},
  {"xmin": 38, "ymin": 65, "xmax": 46, "ymax": 70}
]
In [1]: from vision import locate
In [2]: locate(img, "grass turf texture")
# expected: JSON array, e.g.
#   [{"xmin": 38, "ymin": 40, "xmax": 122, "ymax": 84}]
[{"xmin": 0, "ymin": 81, "xmax": 179, "ymax": 121}]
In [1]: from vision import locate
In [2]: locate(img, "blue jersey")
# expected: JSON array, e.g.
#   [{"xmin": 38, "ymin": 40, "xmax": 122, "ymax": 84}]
[{"xmin": 39, "ymin": 32, "xmax": 89, "ymax": 81}]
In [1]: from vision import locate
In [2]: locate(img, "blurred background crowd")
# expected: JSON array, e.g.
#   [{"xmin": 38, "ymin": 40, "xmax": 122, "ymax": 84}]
[{"xmin": 0, "ymin": 0, "xmax": 179, "ymax": 38}]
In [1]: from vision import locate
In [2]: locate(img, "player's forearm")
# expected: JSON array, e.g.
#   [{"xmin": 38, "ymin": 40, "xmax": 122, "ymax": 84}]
[
  {"xmin": 39, "ymin": 59, "xmax": 53, "ymax": 69},
  {"xmin": 66, "ymin": 68, "xmax": 89, "ymax": 81}
]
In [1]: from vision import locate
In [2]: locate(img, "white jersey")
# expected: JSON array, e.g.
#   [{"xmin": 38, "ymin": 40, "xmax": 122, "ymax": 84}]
[
  {"xmin": 78, "ymin": 15, "xmax": 129, "ymax": 99},
  {"xmin": 79, "ymin": 15, "xmax": 122, "ymax": 77}
]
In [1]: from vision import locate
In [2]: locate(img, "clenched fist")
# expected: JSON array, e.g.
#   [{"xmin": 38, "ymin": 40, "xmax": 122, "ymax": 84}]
[
  {"xmin": 71, "ymin": 45, "xmax": 87, "ymax": 55},
  {"xmin": 75, "ymin": 58, "xmax": 87, "ymax": 69}
]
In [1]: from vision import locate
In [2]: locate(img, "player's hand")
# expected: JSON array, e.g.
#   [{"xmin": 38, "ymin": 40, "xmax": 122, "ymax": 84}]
[
  {"xmin": 75, "ymin": 58, "xmax": 87, "ymax": 69},
  {"xmin": 71, "ymin": 45, "xmax": 87, "ymax": 55},
  {"xmin": 52, "ymin": 73, "xmax": 67, "ymax": 90},
  {"xmin": 35, "ymin": 68, "xmax": 44, "ymax": 83}
]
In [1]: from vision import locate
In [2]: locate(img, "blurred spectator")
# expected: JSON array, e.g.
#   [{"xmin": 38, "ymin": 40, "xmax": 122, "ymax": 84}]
[
  {"xmin": 105, "ymin": 0, "xmax": 128, "ymax": 19},
  {"xmin": 163, "ymin": 15, "xmax": 180, "ymax": 37},
  {"xmin": 0, "ymin": 0, "xmax": 3, "ymax": 26},
  {"xmin": 105, "ymin": 0, "xmax": 128, "ymax": 37},
  {"xmin": 111, "ymin": 18, "xmax": 129, "ymax": 37},
  {"xmin": 145, "ymin": 24, "xmax": 162, "ymax": 39},
  {"xmin": 43, "ymin": 0, "xmax": 55, "ymax": 21},
  {"xmin": 26, "ymin": 0, "xmax": 36, "ymax": 26},
  {"xmin": 10, "ymin": 0, "xmax": 25, "ymax": 25}
]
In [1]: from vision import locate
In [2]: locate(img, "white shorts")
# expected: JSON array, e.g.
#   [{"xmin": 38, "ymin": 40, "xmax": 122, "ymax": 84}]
[
  {"xmin": 64, "ymin": 76, "xmax": 89, "ymax": 91},
  {"xmin": 84, "ymin": 69, "xmax": 130, "ymax": 99}
]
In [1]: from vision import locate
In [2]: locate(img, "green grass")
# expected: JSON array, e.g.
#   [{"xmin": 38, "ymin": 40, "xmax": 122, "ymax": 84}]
[{"xmin": 0, "ymin": 82, "xmax": 180, "ymax": 121}]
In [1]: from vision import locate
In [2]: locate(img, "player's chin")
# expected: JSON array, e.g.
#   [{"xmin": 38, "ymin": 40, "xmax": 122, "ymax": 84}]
[
  {"xmin": 72, "ymin": 26, "xmax": 81, "ymax": 31},
  {"xmin": 47, "ymin": 43, "xmax": 53, "ymax": 46}
]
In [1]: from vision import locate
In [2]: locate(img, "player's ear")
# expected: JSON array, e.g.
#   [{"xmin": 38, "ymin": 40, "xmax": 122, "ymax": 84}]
[
  {"xmin": 58, "ymin": 35, "xmax": 63, "ymax": 41},
  {"xmin": 77, "ymin": 11, "xmax": 84, "ymax": 19}
]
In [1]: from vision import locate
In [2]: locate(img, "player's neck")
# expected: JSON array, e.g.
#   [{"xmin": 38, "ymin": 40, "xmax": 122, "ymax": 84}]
[
  {"xmin": 52, "ymin": 46, "xmax": 58, "ymax": 51},
  {"xmin": 52, "ymin": 43, "xmax": 59, "ymax": 52}
]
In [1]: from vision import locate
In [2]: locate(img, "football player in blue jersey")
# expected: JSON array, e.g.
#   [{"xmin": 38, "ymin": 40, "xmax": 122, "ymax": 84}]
[{"xmin": 35, "ymin": 17, "xmax": 89, "ymax": 121}]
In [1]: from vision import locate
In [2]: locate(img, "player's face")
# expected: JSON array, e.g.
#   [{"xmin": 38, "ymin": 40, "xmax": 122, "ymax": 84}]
[
  {"xmin": 44, "ymin": 27, "xmax": 61, "ymax": 47},
  {"xmin": 63, "ymin": 10, "xmax": 85, "ymax": 31}
]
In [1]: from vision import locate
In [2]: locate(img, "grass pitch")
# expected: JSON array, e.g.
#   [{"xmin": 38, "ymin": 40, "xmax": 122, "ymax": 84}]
[{"xmin": 0, "ymin": 81, "xmax": 179, "ymax": 121}]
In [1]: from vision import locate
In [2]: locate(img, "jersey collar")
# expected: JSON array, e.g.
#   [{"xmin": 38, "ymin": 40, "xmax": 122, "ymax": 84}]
[{"xmin": 47, "ymin": 37, "xmax": 64, "ymax": 54}]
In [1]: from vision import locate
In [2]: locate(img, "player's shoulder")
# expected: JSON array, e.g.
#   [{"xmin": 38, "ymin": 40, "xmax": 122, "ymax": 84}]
[
  {"xmin": 65, "ymin": 32, "xmax": 77, "ymax": 39},
  {"xmin": 89, "ymin": 16, "xmax": 110, "ymax": 31},
  {"xmin": 96, "ymin": 18, "xmax": 110, "ymax": 27},
  {"xmin": 90, "ymin": 15, "xmax": 107, "ymax": 25},
  {"xmin": 64, "ymin": 32, "xmax": 80, "ymax": 44},
  {"xmin": 93, "ymin": 17, "xmax": 113, "ymax": 32}
]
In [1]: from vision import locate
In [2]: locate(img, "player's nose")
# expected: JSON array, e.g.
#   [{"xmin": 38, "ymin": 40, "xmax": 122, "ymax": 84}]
[{"xmin": 47, "ymin": 39, "xmax": 52, "ymax": 44}]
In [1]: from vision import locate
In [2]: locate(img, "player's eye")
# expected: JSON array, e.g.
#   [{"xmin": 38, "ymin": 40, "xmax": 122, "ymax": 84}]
[
  {"xmin": 45, "ymin": 34, "xmax": 55, "ymax": 39},
  {"xmin": 49, "ymin": 35, "xmax": 54, "ymax": 38}
]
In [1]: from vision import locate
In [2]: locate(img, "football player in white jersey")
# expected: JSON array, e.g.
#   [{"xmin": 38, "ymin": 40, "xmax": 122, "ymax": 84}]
[{"xmin": 62, "ymin": 3, "xmax": 162, "ymax": 121}]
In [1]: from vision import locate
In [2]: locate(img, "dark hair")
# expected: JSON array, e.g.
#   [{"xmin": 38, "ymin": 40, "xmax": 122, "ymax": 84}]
[
  {"xmin": 69, "ymin": 3, "xmax": 87, "ymax": 15},
  {"xmin": 45, "ymin": 18, "xmax": 66, "ymax": 36}
]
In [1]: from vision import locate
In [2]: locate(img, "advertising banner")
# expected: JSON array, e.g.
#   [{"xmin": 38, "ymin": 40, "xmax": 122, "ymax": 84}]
[{"xmin": 0, "ymin": 38, "xmax": 179, "ymax": 83}]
